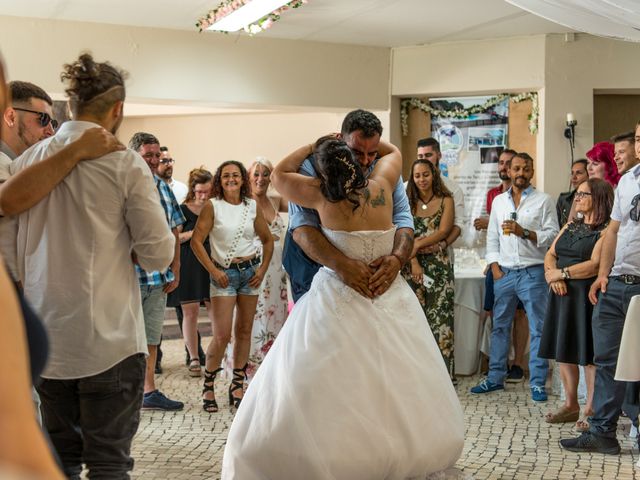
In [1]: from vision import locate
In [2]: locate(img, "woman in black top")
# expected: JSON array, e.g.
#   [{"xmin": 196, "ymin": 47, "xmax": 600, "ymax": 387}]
[
  {"xmin": 167, "ymin": 167, "xmax": 214, "ymax": 377},
  {"xmin": 540, "ymin": 178, "xmax": 613, "ymax": 429}
]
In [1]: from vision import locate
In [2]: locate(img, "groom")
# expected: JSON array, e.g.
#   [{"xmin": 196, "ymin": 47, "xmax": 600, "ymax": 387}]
[{"xmin": 283, "ymin": 109, "xmax": 414, "ymax": 301}]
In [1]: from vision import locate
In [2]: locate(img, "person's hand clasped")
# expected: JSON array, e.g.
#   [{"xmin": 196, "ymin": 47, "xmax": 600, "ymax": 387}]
[
  {"xmin": 369, "ymin": 254, "xmax": 402, "ymax": 297},
  {"xmin": 76, "ymin": 127, "xmax": 125, "ymax": 160},
  {"xmin": 545, "ymin": 268, "xmax": 562, "ymax": 284},
  {"xmin": 335, "ymin": 258, "xmax": 374, "ymax": 299},
  {"xmin": 550, "ymin": 280, "xmax": 567, "ymax": 296}
]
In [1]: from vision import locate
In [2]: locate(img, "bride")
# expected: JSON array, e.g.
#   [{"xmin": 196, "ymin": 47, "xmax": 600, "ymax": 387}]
[{"xmin": 221, "ymin": 136, "xmax": 465, "ymax": 479}]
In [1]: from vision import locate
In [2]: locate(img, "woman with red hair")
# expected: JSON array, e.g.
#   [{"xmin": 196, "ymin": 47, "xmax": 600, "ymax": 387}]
[{"xmin": 586, "ymin": 141, "xmax": 620, "ymax": 187}]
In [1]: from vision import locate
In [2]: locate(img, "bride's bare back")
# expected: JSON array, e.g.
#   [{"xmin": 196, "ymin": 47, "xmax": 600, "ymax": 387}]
[{"xmin": 272, "ymin": 138, "xmax": 402, "ymax": 233}]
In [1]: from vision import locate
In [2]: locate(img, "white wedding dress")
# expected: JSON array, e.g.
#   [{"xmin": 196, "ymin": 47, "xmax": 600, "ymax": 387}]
[{"xmin": 222, "ymin": 228, "xmax": 465, "ymax": 480}]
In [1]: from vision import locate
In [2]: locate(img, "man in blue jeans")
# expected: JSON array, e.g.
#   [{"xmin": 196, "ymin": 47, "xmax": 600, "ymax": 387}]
[
  {"xmin": 560, "ymin": 149, "xmax": 640, "ymax": 454},
  {"xmin": 470, "ymin": 153, "xmax": 559, "ymax": 401}
]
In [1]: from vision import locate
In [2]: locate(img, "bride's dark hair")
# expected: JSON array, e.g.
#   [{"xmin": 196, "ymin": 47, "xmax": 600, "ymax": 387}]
[{"xmin": 314, "ymin": 135, "xmax": 367, "ymax": 211}]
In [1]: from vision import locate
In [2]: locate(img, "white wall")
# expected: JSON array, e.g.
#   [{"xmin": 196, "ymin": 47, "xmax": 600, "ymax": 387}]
[
  {"xmin": 391, "ymin": 33, "xmax": 640, "ymax": 199},
  {"xmin": 120, "ymin": 110, "xmax": 390, "ymax": 184},
  {"xmin": 0, "ymin": 15, "xmax": 390, "ymax": 111}
]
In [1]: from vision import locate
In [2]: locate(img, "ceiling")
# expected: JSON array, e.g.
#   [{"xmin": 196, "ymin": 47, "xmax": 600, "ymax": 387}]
[{"xmin": 0, "ymin": 0, "xmax": 572, "ymax": 48}]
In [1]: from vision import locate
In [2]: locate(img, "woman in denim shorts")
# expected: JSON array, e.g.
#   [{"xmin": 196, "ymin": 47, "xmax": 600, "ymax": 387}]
[{"xmin": 191, "ymin": 161, "xmax": 274, "ymax": 413}]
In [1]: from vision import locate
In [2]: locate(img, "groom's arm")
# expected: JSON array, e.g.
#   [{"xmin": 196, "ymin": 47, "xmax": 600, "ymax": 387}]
[
  {"xmin": 289, "ymin": 157, "xmax": 374, "ymax": 298},
  {"xmin": 369, "ymin": 176, "xmax": 414, "ymax": 296},
  {"xmin": 292, "ymin": 226, "xmax": 373, "ymax": 298}
]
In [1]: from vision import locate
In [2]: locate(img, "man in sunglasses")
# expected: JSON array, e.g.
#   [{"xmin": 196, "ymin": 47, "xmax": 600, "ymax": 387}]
[
  {"xmin": 1, "ymin": 81, "xmax": 56, "ymax": 161},
  {"xmin": 0, "ymin": 81, "xmax": 122, "ymax": 281},
  {"xmin": 561, "ymin": 122, "xmax": 640, "ymax": 455}
]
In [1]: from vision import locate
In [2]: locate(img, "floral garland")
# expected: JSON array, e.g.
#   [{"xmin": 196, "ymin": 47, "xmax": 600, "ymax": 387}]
[
  {"xmin": 197, "ymin": 0, "xmax": 308, "ymax": 35},
  {"xmin": 400, "ymin": 92, "xmax": 539, "ymax": 136}
]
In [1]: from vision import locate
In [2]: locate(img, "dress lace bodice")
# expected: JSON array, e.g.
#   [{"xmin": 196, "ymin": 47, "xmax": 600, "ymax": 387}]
[{"xmin": 321, "ymin": 227, "xmax": 396, "ymax": 264}]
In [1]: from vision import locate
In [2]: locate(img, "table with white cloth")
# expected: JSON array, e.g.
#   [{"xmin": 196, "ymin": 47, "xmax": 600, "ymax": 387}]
[
  {"xmin": 453, "ymin": 266, "xmax": 486, "ymax": 375},
  {"xmin": 615, "ymin": 294, "xmax": 640, "ymax": 382}
]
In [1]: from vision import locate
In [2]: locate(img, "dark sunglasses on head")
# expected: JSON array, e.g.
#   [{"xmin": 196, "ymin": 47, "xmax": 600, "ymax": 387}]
[{"xmin": 13, "ymin": 107, "xmax": 59, "ymax": 129}]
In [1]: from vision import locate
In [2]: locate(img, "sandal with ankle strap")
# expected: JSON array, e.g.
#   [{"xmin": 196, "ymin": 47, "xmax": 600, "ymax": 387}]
[
  {"xmin": 202, "ymin": 367, "xmax": 223, "ymax": 413},
  {"xmin": 229, "ymin": 363, "xmax": 247, "ymax": 409},
  {"xmin": 188, "ymin": 358, "xmax": 202, "ymax": 377}
]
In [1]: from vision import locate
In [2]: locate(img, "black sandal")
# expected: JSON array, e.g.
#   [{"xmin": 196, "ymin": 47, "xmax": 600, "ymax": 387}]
[
  {"xmin": 229, "ymin": 363, "xmax": 247, "ymax": 409},
  {"xmin": 202, "ymin": 367, "xmax": 223, "ymax": 413}
]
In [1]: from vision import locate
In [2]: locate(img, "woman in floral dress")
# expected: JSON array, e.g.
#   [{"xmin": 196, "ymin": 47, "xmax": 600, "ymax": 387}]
[
  {"xmin": 402, "ymin": 159, "xmax": 456, "ymax": 378},
  {"xmin": 225, "ymin": 158, "xmax": 289, "ymax": 381}
]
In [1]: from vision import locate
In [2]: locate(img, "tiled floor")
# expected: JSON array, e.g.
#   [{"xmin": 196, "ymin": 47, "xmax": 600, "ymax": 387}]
[{"xmin": 131, "ymin": 338, "xmax": 639, "ymax": 479}]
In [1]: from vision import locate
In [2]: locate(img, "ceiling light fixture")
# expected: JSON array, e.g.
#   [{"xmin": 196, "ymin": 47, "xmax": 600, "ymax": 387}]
[{"xmin": 197, "ymin": 0, "xmax": 307, "ymax": 35}]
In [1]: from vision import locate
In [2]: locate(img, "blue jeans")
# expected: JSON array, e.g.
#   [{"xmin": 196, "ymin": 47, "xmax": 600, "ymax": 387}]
[
  {"xmin": 488, "ymin": 265, "xmax": 549, "ymax": 387},
  {"xmin": 590, "ymin": 278, "xmax": 640, "ymax": 438}
]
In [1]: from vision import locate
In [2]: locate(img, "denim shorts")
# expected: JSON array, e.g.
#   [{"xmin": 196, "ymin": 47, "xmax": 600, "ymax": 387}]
[{"xmin": 210, "ymin": 265, "xmax": 261, "ymax": 297}]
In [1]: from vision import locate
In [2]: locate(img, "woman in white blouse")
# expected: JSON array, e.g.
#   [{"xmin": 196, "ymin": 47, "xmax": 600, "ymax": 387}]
[{"xmin": 191, "ymin": 160, "xmax": 273, "ymax": 413}]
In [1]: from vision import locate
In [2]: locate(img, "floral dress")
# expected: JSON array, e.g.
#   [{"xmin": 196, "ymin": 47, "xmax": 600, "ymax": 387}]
[
  {"xmin": 224, "ymin": 200, "xmax": 289, "ymax": 381},
  {"xmin": 401, "ymin": 199, "xmax": 455, "ymax": 377}
]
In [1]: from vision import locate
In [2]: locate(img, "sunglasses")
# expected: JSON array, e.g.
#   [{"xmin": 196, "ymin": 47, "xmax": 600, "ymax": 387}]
[{"xmin": 13, "ymin": 107, "xmax": 59, "ymax": 129}]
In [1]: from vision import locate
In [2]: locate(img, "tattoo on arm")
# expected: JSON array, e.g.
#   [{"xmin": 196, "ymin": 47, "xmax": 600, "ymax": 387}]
[{"xmin": 392, "ymin": 229, "xmax": 414, "ymax": 264}]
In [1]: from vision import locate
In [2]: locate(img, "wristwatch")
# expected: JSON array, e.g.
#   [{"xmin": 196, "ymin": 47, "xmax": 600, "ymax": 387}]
[{"xmin": 522, "ymin": 228, "xmax": 530, "ymax": 239}]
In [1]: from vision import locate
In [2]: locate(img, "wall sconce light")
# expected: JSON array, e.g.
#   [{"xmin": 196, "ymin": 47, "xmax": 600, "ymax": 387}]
[{"xmin": 564, "ymin": 112, "xmax": 577, "ymax": 162}]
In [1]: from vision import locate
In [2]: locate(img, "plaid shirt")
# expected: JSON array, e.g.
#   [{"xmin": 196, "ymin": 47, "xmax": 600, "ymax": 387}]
[{"xmin": 136, "ymin": 176, "xmax": 185, "ymax": 286}]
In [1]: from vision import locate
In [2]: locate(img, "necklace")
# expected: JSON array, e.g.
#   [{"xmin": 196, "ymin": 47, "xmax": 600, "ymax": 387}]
[{"xmin": 420, "ymin": 193, "xmax": 434, "ymax": 210}]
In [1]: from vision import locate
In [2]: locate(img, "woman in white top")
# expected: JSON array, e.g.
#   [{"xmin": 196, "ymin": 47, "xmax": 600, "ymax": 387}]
[{"xmin": 191, "ymin": 160, "xmax": 273, "ymax": 412}]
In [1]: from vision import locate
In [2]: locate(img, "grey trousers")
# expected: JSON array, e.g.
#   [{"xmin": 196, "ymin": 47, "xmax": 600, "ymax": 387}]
[{"xmin": 590, "ymin": 278, "xmax": 640, "ymax": 438}]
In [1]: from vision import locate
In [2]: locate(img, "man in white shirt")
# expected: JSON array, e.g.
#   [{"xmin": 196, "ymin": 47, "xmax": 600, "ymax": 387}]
[
  {"xmin": 416, "ymin": 137, "xmax": 465, "ymax": 250},
  {"xmin": 13, "ymin": 53, "xmax": 174, "ymax": 478},
  {"xmin": 470, "ymin": 153, "xmax": 559, "ymax": 401},
  {"xmin": 612, "ymin": 131, "xmax": 639, "ymax": 176},
  {"xmin": 159, "ymin": 146, "xmax": 188, "ymax": 203},
  {"xmin": 0, "ymin": 81, "xmax": 56, "ymax": 279},
  {"xmin": 561, "ymin": 125, "xmax": 640, "ymax": 455}
]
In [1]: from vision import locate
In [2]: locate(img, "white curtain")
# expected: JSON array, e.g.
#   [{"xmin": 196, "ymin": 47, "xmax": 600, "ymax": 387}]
[{"xmin": 506, "ymin": 0, "xmax": 640, "ymax": 42}]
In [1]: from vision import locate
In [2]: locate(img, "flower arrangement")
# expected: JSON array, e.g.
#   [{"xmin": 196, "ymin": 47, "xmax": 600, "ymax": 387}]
[
  {"xmin": 196, "ymin": 0, "xmax": 308, "ymax": 35},
  {"xmin": 400, "ymin": 92, "xmax": 539, "ymax": 136}
]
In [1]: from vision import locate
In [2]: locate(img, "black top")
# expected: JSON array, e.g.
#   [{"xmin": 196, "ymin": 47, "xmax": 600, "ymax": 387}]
[{"xmin": 556, "ymin": 189, "xmax": 575, "ymax": 228}]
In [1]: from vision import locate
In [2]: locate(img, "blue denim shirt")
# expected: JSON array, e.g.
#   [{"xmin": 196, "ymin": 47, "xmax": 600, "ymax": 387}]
[{"xmin": 283, "ymin": 155, "xmax": 413, "ymax": 301}]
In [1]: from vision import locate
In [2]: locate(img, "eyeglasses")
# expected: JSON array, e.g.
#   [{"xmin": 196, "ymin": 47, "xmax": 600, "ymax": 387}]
[
  {"xmin": 631, "ymin": 194, "xmax": 640, "ymax": 222},
  {"xmin": 13, "ymin": 107, "xmax": 58, "ymax": 129},
  {"xmin": 160, "ymin": 158, "xmax": 174, "ymax": 165},
  {"xmin": 574, "ymin": 191, "xmax": 592, "ymax": 199}
]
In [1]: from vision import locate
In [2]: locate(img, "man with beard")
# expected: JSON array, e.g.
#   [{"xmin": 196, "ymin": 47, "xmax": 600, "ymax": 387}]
[
  {"xmin": 12, "ymin": 53, "xmax": 174, "ymax": 478},
  {"xmin": 473, "ymin": 149, "xmax": 529, "ymax": 383},
  {"xmin": 471, "ymin": 153, "xmax": 559, "ymax": 402},
  {"xmin": 158, "ymin": 146, "xmax": 188, "ymax": 203},
  {"xmin": 283, "ymin": 109, "xmax": 413, "ymax": 302}
]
